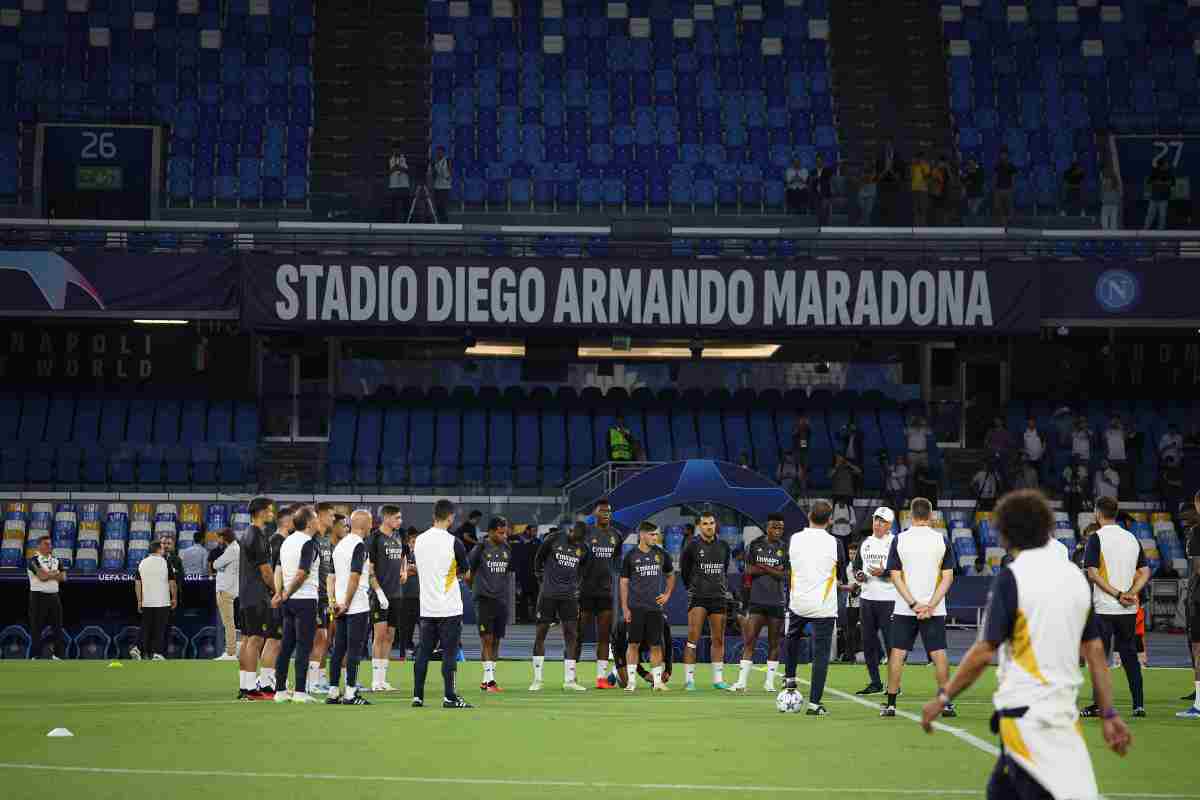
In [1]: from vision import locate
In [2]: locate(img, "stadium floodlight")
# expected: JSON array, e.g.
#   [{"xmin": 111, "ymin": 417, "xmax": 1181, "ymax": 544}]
[{"xmin": 133, "ymin": 319, "xmax": 189, "ymax": 325}]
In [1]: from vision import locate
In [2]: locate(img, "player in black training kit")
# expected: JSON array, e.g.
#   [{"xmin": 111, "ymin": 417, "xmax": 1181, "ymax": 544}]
[
  {"xmin": 467, "ymin": 517, "xmax": 512, "ymax": 693},
  {"xmin": 236, "ymin": 497, "xmax": 276, "ymax": 700},
  {"xmin": 610, "ymin": 608, "xmax": 673, "ymax": 687},
  {"xmin": 731, "ymin": 513, "xmax": 789, "ymax": 692},
  {"xmin": 1178, "ymin": 491, "xmax": 1200, "ymax": 718},
  {"xmin": 680, "ymin": 511, "xmax": 733, "ymax": 690},
  {"xmin": 308, "ymin": 512, "xmax": 341, "ymax": 694},
  {"xmin": 260, "ymin": 504, "xmax": 296, "ymax": 693},
  {"xmin": 620, "ymin": 521, "xmax": 676, "ymax": 692},
  {"xmin": 573, "ymin": 499, "xmax": 625, "ymax": 689},
  {"xmin": 367, "ymin": 504, "xmax": 407, "ymax": 692},
  {"xmin": 531, "ymin": 522, "xmax": 592, "ymax": 691}
]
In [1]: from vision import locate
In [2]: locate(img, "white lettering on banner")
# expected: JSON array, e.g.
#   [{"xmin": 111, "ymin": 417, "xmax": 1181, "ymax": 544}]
[
  {"xmin": 349, "ymin": 265, "xmax": 375, "ymax": 321},
  {"xmin": 267, "ymin": 264, "xmax": 1004, "ymax": 329}
]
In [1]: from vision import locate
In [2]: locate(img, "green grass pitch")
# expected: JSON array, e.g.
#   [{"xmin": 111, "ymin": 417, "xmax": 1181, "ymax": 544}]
[{"xmin": 0, "ymin": 660, "xmax": 1194, "ymax": 800}]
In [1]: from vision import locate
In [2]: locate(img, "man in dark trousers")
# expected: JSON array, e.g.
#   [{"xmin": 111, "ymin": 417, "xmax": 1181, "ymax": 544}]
[
  {"xmin": 411, "ymin": 499, "xmax": 472, "ymax": 708},
  {"xmin": 272, "ymin": 506, "xmax": 320, "ymax": 703},
  {"xmin": 135, "ymin": 540, "xmax": 175, "ymax": 661},
  {"xmin": 27, "ymin": 536, "xmax": 65, "ymax": 659}
]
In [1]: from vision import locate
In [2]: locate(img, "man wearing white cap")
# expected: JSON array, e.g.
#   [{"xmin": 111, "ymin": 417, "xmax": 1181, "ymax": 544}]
[{"xmin": 853, "ymin": 506, "xmax": 896, "ymax": 695}]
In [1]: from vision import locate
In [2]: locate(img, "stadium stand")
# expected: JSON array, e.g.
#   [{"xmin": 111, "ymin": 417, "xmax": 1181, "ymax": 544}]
[
  {"xmin": 942, "ymin": 0, "xmax": 1199, "ymax": 212},
  {"xmin": 0, "ymin": 0, "xmax": 314, "ymax": 208},
  {"xmin": 428, "ymin": 0, "xmax": 838, "ymax": 214}
]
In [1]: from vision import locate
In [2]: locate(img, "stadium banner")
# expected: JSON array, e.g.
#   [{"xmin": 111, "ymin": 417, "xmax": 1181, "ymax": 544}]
[
  {"xmin": 0, "ymin": 251, "xmax": 237, "ymax": 316},
  {"xmin": 1039, "ymin": 259, "xmax": 1199, "ymax": 320},
  {"xmin": 240, "ymin": 256, "xmax": 1042, "ymax": 334}
]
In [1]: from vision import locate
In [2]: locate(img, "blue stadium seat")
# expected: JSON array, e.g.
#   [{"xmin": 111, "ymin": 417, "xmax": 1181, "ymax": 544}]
[
  {"xmin": 434, "ymin": 404, "xmax": 462, "ymax": 485},
  {"xmin": 515, "ymin": 410, "xmax": 539, "ymax": 487},
  {"xmin": 353, "ymin": 404, "xmax": 382, "ymax": 487},
  {"xmin": 408, "ymin": 408, "xmax": 435, "ymax": 486}
]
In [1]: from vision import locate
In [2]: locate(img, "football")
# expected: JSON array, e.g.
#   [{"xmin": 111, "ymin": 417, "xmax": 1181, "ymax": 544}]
[{"xmin": 776, "ymin": 688, "xmax": 804, "ymax": 714}]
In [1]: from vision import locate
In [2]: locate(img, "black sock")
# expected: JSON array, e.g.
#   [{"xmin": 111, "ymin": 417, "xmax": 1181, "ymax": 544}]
[{"xmin": 886, "ymin": 692, "xmax": 897, "ymax": 707}]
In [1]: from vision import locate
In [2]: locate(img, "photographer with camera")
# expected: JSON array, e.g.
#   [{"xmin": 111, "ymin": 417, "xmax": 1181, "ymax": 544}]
[
  {"xmin": 387, "ymin": 151, "xmax": 410, "ymax": 222},
  {"xmin": 428, "ymin": 145, "xmax": 452, "ymax": 223}
]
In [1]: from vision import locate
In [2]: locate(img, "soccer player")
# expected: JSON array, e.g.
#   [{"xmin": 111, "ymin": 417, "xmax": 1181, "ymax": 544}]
[
  {"xmin": 467, "ymin": 516, "xmax": 512, "ymax": 692},
  {"xmin": 271, "ymin": 506, "xmax": 320, "ymax": 703},
  {"xmin": 731, "ymin": 513, "xmax": 788, "ymax": 692},
  {"xmin": 1180, "ymin": 491, "xmax": 1200, "ymax": 719},
  {"xmin": 27, "ymin": 536, "xmax": 66, "ymax": 660},
  {"xmin": 1081, "ymin": 496, "xmax": 1150, "ymax": 718},
  {"xmin": 367, "ymin": 504, "xmax": 407, "ymax": 692},
  {"xmin": 573, "ymin": 499, "xmax": 624, "ymax": 689},
  {"xmin": 680, "ymin": 511, "xmax": 733, "ymax": 690},
  {"xmin": 411, "ymin": 498, "xmax": 472, "ymax": 709},
  {"xmin": 619, "ymin": 521, "xmax": 675, "ymax": 692},
  {"xmin": 530, "ymin": 521, "xmax": 592, "ymax": 692},
  {"xmin": 236, "ymin": 496, "xmax": 275, "ymax": 700},
  {"xmin": 329, "ymin": 509, "xmax": 371, "ymax": 705},
  {"xmin": 780, "ymin": 500, "xmax": 845, "ymax": 716},
  {"xmin": 920, "ymin": 489, "xmax": 1133, "ymax": 798},
  {"xmin": 854, "ymin": 507, "xmax": 897, "ymax": 695},
  {"xmin": 881, "ymin": 497, "xmax": 956, "ymax": 718},
  {"xmin": 260, "ymin": 504, "xmax": 295, "ymax": 693},
  {"xmin": 610, "ymin": 606, "xmax": 673, "ymax": 688},
  {"xmin": 308, "ymin": 512, "xmax": 341, "ymax": 693}
]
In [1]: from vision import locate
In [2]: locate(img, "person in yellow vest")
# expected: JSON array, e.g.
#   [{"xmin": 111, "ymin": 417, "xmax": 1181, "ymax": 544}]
[
  {"xmin": 609, "ymin": 415, "xmax": 634, "ymax": 462},
  {"xmin": 911, "ymin": 152, "xmax": 931, "ymax": 227}
]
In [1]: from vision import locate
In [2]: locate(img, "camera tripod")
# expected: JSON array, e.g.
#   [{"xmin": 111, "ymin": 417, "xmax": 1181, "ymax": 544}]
[{"xmin": 407, "ymin": 183, "xmax": 439, "ymax": 224}]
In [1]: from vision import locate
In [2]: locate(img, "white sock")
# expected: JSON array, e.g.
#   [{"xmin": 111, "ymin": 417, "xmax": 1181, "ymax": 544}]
[
  {"xmin": 565, "ymin": 659, "xmax": 577, "ymax": 683},
  {"xmin": 651, "ymin": 665, "xmax": 664, "ymax": 687},
  {"xmin": 260, "ymin": 668, "xmax": 275, "ymax": 689},
  {"xmin": 627, "ymin": 664, "xmax": 638, "ymax": 687},
  {"xmin": 306, "ymin": 662, "xmax": 319, "ymax": 690},
  {"xmin": 713, "ymin": 663, "xmax": 724, "ymax": 683},
  {"xmin": 484, "ymin": 661, "xmax": 495, "ymax": 683},
  {"xmin": 319, "ymin": 667, "xmax": 327, "ymax": 686},
  {"xmin": 372, "ymin": 658, "xmax": 387, "ymax": 686},
  {"xmin": 327, "ymin": 685, "xmax": 340, "ymax": 699},
  {"xmin": 738, "ymin": 659, "xmax": 753, "ymax": 687},
  {"xmin": 1194, "ymin": 680, "xmax": 1200, "ymax": 711},
  {"xmin": 345, "ymin": 685, "xmax": 357, "ymax": 700},
  {"xmin": 533, "ymin": 655, "xmax": 544, "ymax": 681},
  {"xmin": 239, "ymin": 671, "xmax": 253, "ymax": 691},
  {"xmin": 766, "ymin": 661, "xmax": 779, "ymax": 686},
  {"xmin": 686, "ymin": 664, "xmax": 697, "ymax": 682},
  {"xmin": 597, "ymin": 659, "xmax": 609, "ymax": 678}
]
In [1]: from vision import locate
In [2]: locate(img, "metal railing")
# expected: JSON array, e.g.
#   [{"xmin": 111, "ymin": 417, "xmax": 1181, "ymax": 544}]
[{"xmin": 562, "ymin": 460, "xmax": 663, "ymax": 517}]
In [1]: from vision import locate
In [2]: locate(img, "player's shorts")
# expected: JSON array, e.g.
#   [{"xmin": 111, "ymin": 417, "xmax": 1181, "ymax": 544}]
[
  {"xmin": 267, "ymin": 607, "xmax": 284, "ymax": 640},
  {"xmin": 578, "ymin": 594, "xmax": 613, "ymax": 615},
  {"xmin": 1095, "ymin": 613, "xmax": 1138, "ymax": 652},
  {"xmin": 241, "ymin": 602, "xmax": 273, "ymax": 639},
  {"xmin": 688, "ymin": 597, "xmax": 727, "ymax": 615},
  {"xmin": 891, "ymin": 614, "xmax": 948, "ymax": 653},
  {"xmin": 628, "ymin": 608, "xmax": 665, "ymax": 645},
  {"xmin": 988, "ymin": 709, "xmax": 1098, "ymax": 800},
  {"xmin": 371, "ymin": 596, "xmax": 404, "ymax": 629},
  {"xmin": 316, "ymin": 599, "xmax": 331, "ymax": 629},
  {"xmin": 536, "ymin": 594, "xmax": 578, "ymax": 624},
  {"xmin": 474, "ymin": 596, "xmax": 508, "ymax": 638},
  {"xmin": 748, "ymin": 604, "xmax": 786, "ymax": 620}
]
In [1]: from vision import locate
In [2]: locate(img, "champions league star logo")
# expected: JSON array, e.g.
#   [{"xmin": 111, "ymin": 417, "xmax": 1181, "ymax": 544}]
[
  {"xmin": 1094, "ymin": 269, "xmax": 1139, "ymax": 313},
  {"xmin": 0, "ymin": 252, "xmax": 106, "ymax": 310}
]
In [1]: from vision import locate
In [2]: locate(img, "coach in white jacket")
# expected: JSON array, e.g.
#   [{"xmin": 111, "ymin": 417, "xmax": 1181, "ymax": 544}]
[{"xmin": 211, "ymin": 529, "xmax": 240, "ymax": 660}]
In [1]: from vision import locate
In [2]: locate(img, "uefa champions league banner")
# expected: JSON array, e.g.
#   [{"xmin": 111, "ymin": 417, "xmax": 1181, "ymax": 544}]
[
  {"xmin": 240, "ymin": 256, "xmax": 1042, "ymax": 334},
  {"xmin": 0, "ymin": 251, "xmax": 238, "ymax": 315}
]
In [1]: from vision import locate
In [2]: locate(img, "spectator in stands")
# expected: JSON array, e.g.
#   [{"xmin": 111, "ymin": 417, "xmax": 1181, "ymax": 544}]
[
  {"xmin": 1062, "ymin": 456, "xmax": 1090, "ymax": 531},
  {"xmin": 1071, "ymin": 416, "xmax": 1093, "ymax": 463},
  {"xmin": 858, "ymin": 161, "xmax": 878, "ymax": 225},
  {"xmin": 1100, "ymin": 167, "xmax": 1123, "ymax": 230},
  {"xmin": 428, "ymin": 146, "xmax": 452, "ymax": 223},
  {"xmin": 877, "ymin": 149, "xmax": 903, "ymax": 225},
  {"xmin": 971, "ymin": 463, "xmax": 1000, "ymax": 511},
  {"xmin": 992, "ymin": 147, "xmax": 1018, "ymax": 226},
  {"xmin": 1144, "ymin": 158, "xmax": 1174, "ymax": 230},
  {"xmin": 1094, "ymin": 459, "xmax": 1120, "ymax": 501},
  {"xmin": 1020, "ymin": 417, "xmax": 1045, "ymax": 489},
  {"xmin": 905, "ymin": 415, "xmax": 932, "ymax": 491},
  {"xmin": 609, "ymin": 414, "xmax": 635, "ymax": 462},
  {"xmin": 387, "ymin": 151, "xmax": 411, "ymax": 223},
  {"xmin": 886, "ymin": 455, "xmax": 909, "ymax": 512},
  {"xmin": 1104, "ymin": 416, "xmax": 1134, "ymax": 499},
  {"xmin": 1160, "ymin": 452, "xmax": 1187, "ymax": 513},
  {"xmin": 785, "ymin": 159, "xmax": 809, "ymax": 215},
  {"xmin": 453, "ymin": 510, "xmax": 482, "ymax": 553},
  {"xmin": 792, "ymin": 414, "xmax": 811, "ymax": 457},
  {"xmin": 1053, "ymin": 405, "xmax": 1075, "ymax": 449},
  {"xmin": 1160, "ymin": 423, "xmax": 1184, "ymax": 468},
  {"xmin": 962, "ymin": 159, "xmax": 985, "ymax": 220},
  {"xmin": 211, "ymin": 528, "xmax": 239, "ymax": 661},
  {"xmin": 929, "ymin": 155, "xmax": 949, "ymax": 226},
  {"xmin": 831, "ymin": 499, "xmax": 856, "ymax": 539},
  {"xmin": 910, "ymin": 151, "xmax": 931, "ymax": 226},
  {"xmin": 135, "ymin": 540, "xmax": 175, "ymax": 661},
  {"xmin": 840, "ymin": 422, "xmax": 864, "ymax": 468},
  {"xmin": 777, "ymin": 452, "xmax": 801, "ymax": 499},
  {"xmin": 1073, "ymin": 521, "xmax": 1100, "ymax": 569},
  {"xmin": 830, "ymin": 454, "xmax": 861, "ymax": 511},
  {"xmin": 984, "ymin": 416, "xmax": 1014, "ymax": 458},
  {"xmin": 813, "ymin": 154, "xmax": 834, "ymax": 225},
  {"xmin": 969, "ymin": 556, "xmax": 995, "ymax": 577},
  {"xmin": 1061, "ymin": 160, "xmax": 1086, "ymax": 217},
  {"xmin": 181, "ymin": 530, "xmax": 209, "ymax": 575}
]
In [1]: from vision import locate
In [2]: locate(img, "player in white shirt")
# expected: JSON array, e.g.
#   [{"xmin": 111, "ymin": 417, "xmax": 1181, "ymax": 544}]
[
  {"xmin": 328, "ymin": 509, "xmax": 372, "ymax": 705},
  {"xmin": 271, "ymin": 507, "xmax": 321, "ymax": 703},
  {"xmin": 779, "ymin": 501, "xmax": 847, "ymax": 716},
  {"xmin": 411, "ymin": 499, "xmax": 472, "ymax": 709},
  {"xmin": 881, "ymin": 497, "xmax": 956, "ymax": 718},
  {"xmin": 1081, "ymin": 496, "xmax": 1150, "ymax": 718},
  {"xmin": 853, "ymin": 507, "xmax": 897, "ymax": 695},
  {"xmin": 921, "ymin": 489, "xmax": 1132, "ymax": 800}
]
